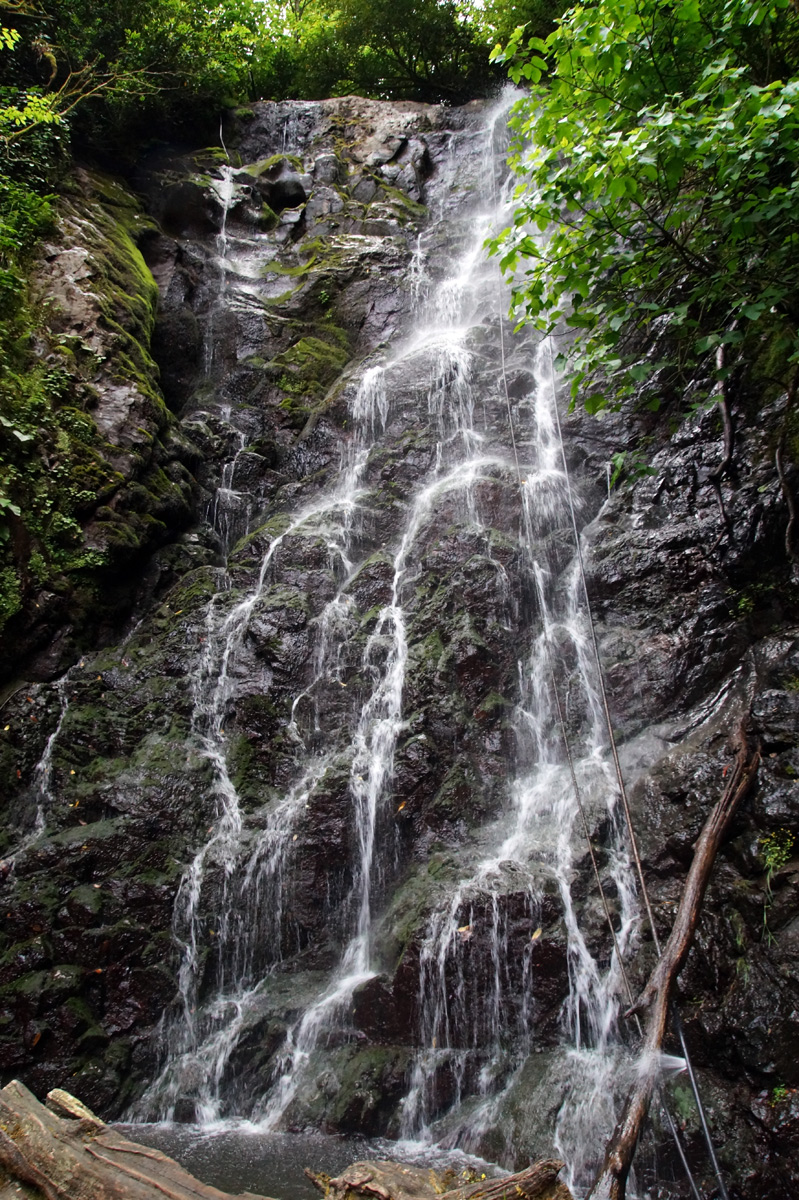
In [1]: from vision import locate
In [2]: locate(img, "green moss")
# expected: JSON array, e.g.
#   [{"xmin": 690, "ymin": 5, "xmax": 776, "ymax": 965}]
[
  {"xmin": 66, "ymin": 884, "xmax": 104, "ymax": 916},
  {"xmin": 190, "ymin": 147, "xmax": 232, "ymax": 169},
  {"xmin": 475, "ymin": 691, "xmax": 512, "ymax": 717},
  {"xmin": 429, "ymin": 764, "xmax": 479, "ymax": 821},
  {"xmin": 49, "ymin": 817, "xmax": 127, "ymax": 847},
  {"xmin": 260, "ymin": 203, "xmax": 279, "ymax": 231},
  {"xmin": 162, "ymin": 567, "xmax": 221, "ymax": 614},
  {"xmin": 261, "ymin": 255, "xmax": 318, "ymax": 278},
  {"xmin": 0, "ymin": 166, "xmax": 175, "ymax": 647},
  {"xmin": 245, "ymin": 153, "xmax": 304, "ymax": 176},
  {"xmin": 409, "ymin": 629, "xmax": 445, "ymax": 669},
  {"xmin": 375, "ymin": 853, "xmax": 460, "ymax": 969},
  {"xmin": 272, "ymin": 335, "xmax": 350, "ymax": 411},
  {"xmin": 229, "ymin": 734, "xmax": 255, "ymax": 796},
  {"xmin": 372, "ymin": 183, "xmax": 428, "ymax": 221}
]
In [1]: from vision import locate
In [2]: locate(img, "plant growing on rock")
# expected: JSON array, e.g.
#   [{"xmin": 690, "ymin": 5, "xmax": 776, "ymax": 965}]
[{"xmin": 759, "ymin": 825, "xmax": 795, "ymax": 941}]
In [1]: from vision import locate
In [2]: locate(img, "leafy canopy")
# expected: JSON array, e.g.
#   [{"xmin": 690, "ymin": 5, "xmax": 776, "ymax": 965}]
[{"xmin": 491, "ymin": 0, "xmax": 799, "ymax": 416}]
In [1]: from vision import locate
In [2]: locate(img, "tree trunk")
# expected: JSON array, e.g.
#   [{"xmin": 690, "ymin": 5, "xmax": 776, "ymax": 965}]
[
  {"xmin": 0, "ymin": 1080, "xmax": 278, "ymax": 1200},
  {"xmin": 305, "ymin": 1158, "xmax": 572, "ymax": 1200},
  {"xmin": 587, "ymin": 721, "xmax": 760, "ymax": 1200}
]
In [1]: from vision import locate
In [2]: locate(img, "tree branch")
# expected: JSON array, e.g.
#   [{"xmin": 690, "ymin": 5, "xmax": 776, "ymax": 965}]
[{"xmin": 587, "ymin": 718, "xmax": 760, "ymax": 1200}]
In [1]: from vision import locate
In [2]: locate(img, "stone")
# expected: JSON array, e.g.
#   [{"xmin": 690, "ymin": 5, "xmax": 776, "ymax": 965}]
[{"xmin": 0, "ymin": 95, "xmax": 798, "ymax": 1200}]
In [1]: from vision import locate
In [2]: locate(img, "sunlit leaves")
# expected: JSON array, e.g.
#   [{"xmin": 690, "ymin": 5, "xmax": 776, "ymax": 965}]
[
  {"xmin": 491, "ymin": 0, "xmax": 799, "ymax": 413},
  {"xmin": 0, "ymin": 26, "xmax": 20, "ymax": 51}
]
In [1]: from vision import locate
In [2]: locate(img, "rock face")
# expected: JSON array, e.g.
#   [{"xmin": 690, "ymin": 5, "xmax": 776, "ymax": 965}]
[
  {"xmin": 0, "ymin": 95, "xmax": 797, "ymax": 1200},
  {"xmin": 0, "ymin": 169, "xmax": 197, "ymax": 682}
]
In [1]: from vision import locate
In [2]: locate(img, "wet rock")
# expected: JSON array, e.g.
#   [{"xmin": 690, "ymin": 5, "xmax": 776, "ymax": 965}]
[{"xmin": 1, "ymin": 94, "xmax": 798, "ymax": 1200}]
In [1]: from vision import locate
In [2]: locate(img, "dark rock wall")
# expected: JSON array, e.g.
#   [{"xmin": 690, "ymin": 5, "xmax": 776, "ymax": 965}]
[{"xmin": 0, "ymin": 96, "xmax": 797, "ymax": 1199}]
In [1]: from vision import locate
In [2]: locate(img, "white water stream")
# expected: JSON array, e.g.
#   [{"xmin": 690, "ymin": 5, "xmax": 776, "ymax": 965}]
[{"xmin": 132, "ymin": 95, "xmax": 647, "ymax": 1191}]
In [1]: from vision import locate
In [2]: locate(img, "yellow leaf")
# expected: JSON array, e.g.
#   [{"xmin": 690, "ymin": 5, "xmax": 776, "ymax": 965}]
[
  {"xmin": 396, "ymin": 801, "xmax": 406, "ymax": 812},
  {"xmin": 531, "ymin": 927, "xmax": 542, "ymax": 941}
]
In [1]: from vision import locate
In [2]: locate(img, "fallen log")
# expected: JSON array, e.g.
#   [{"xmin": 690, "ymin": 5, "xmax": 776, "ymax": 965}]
[
  {"xmin": 440, "ymin": 1160, "xmax": 572, "ymax": 1200},
  {"xmin": 0, "ymin": 1080, "xmax": 277, "ymax": 1200},
  {"xmin": 587, "ymin": 720, "xmax": 760, "ymax": 1200},
  {"xmin": 305, "ymin": 1158, "xmax": 572, "ymax": 1200}
]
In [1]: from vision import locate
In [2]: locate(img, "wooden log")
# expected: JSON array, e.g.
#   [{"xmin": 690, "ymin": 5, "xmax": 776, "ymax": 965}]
[
  {"xmin": 305, "ymin": 1158, "xmax": 572, "ymax": 1200},
  {"xmin": 587, "ymin": 721, "xmax": 760, "ymax": 1200},
  {"xmin": 440, "ymin": 1159, "xmax": 571, "ymax": 1200},
  {"xmin": 0, "ymin": 1081, "xmax": 277, "ymax": 1200}
]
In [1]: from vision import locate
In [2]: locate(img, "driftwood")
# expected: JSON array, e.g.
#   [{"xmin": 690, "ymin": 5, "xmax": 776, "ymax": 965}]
[
  {"xmin": 305, "ymin": 1158, "xmax": 572, "ymax": 1200},
  {"xmin": 0, "ymin": 1080, "xmax": 277, "ymax": 1200},
  {"xmin": 587, "ymin": 722, "xmax": 761, "ymax": 1200}
]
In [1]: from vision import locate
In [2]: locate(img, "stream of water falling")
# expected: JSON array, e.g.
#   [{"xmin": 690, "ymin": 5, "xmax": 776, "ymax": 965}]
[
  {"xmin": 1, "ymin": 673, "xmax": 73, "ymax": 869},
  {"xmin": 131, "ymin": 95, "xmax": 645, "ymax": 1192}
]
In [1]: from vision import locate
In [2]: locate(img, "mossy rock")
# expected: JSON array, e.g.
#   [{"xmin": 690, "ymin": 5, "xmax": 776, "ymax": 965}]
[{"xmin": 271, "ymin": 334, "xmax": 351, "ymax": 427}]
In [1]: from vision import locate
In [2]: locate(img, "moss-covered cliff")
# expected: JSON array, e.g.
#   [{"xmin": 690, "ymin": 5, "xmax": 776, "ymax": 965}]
[
  {"xmin": 0, "ymin": 97, "xmax": 797, "ymax": 1200},
  {"xmin": 0, "ymin": 168, "xmax": 196, "ymax": 685}
]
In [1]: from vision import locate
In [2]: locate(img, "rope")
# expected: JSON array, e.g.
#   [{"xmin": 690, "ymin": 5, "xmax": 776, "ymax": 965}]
[
  {"xmin": 542, "ymin": 337, "xmax": 730, "ymax": 1200},
  {"xmin": 673, "ymin": 1008, "xmax": 731, "ymax": 1200},
  {"xmin": 549, "ymin": 658, "xmax": 703, "ymax": 1200},
  {"xmin": 219, "ymin": 119, "xmax": 230, "ymax": 163},
  {"xmin": 486, "ymin": 116, "xmax": 712, "ymax": 1196},
  {"xmin": 543, "ymin": 339, "xmax": 663, "ymax": 954},
  {"xmin": 491, "ymin": 243, "xmax": 703, "ymax": 1198}
]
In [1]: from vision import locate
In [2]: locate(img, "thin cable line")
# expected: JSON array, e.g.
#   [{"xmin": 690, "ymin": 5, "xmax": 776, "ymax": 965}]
[
  {"xmin": 487, "ymin": 111, "xmax": 709, "ymax": 1197},
  {"xmin": 491, "ymin": 236, "xmax": 702, "ymax": 1200},
  {"xmin": 542, "ymin": 336, "xmax": 729, "ymax": 1200},
  {"xmin": 548, "ymin": 658, "xmax": 703, "ymax": 1200},
  {"xmin": 544, "ymin": 339, "xmax": 663, "ymax": 954}
]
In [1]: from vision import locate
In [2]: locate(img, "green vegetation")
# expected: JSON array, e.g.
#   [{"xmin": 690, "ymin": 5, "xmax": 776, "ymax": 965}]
[
  {"xmin": 761, "ymin": 827, "xmax": 795, "ymax": 881},
  {"xmin": 0, "ymin": 0, "xmax": 565, "ymax": 148},
  {"xmin": 760, "ymin": 826, "xmax": 795, "ymax": 942},
  {"xmin": 492, "ymin": 0, "xmax": 799, "ymax": 423}
]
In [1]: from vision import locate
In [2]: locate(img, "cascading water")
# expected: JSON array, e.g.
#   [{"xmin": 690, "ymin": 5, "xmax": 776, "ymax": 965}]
[
  {"xmin": 396, "ymin": 338, "xmax": 639, "ymax": 1189},
  {"xmin": 1, "ymin": 85, "xmax": 786, "ymax": 1200},
  {"xmin": 136, "ymin": 362, "xmax": 393, "ymax": 1121},
  {"xmin": 134, "ymin": 93, "xmax": 642, "ymax": 1187},
  {"xmin": 2, "ymin": 673, "xmax": 72, "ymax": 868}
]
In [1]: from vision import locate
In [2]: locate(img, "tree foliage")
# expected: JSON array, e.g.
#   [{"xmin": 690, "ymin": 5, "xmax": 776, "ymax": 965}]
[
  {"xmin": 326, "ymin": 0, "xmax": 496, "ymax": 102},
  {"xmin": 491, "ymin": 0, "xmax": 799, "ymax": 417}
]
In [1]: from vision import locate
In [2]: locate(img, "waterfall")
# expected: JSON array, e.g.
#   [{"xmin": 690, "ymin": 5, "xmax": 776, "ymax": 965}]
[
  {"xmin": 127, "ymin": 93, "xmax": 641, "ymax": 1184},
  {"xmin": 1, "ymin": 673, "xmax": 72, "ymax": 869}
]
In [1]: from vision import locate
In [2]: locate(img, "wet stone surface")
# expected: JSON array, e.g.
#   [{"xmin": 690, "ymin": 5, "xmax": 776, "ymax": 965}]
[{"xmin": 0, "ymin": 96, "xmax": 797, "ymax": 1199}]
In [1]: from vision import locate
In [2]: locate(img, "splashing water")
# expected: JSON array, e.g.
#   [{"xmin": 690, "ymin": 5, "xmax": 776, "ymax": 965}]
[{"xmin": 133, "ymin": 94, "xmax": 644, "ymax": 1192}]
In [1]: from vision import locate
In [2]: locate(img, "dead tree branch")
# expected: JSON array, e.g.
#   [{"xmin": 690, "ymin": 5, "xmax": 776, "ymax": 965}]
[{"xmin": 587, "ymin": 720, "xmax": 760, "ymax": 1200}]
